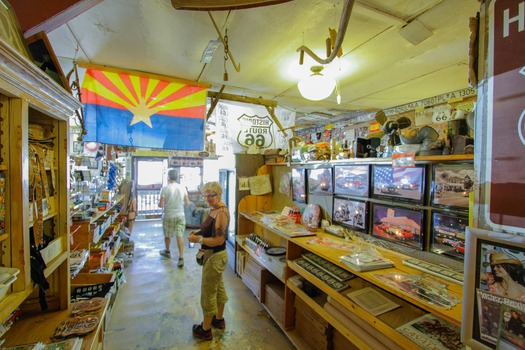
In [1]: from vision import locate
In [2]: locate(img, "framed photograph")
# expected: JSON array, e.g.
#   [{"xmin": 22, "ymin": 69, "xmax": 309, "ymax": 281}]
[
  {"xmin": 26, "ymin": 31, "xmax": 71, "ymax": 92},
  {"xmin": 307, "ymin": 167, "xmax": 333, "ymax": 195},
  {"xmin": 332, "ymin": 197, "xmax": 368, "ymax": 232},
  {"xmin": 371, "ymin": 203, "xmax": 425, "ymax": 250},
  {"xmin": 291, "ymin": 167, "xmax": 306, "ymax": 203},
  {"xmin": 333, "ymin": 164, "xmax": 369, "ymax": 197},
  {"xmin": 431, "ymin": 163, "xmax": 475, "ymax": 210},
  {"xmin": 371, "ymin": 164, "xmax": 426, "ymax": 204},
  {"xmin": 462, "ymin": 227, "xmax": 525, "ymax": 349},
  {"xmin": 429, "ymin": 211, "xmax": 468, "ymax": 261}
]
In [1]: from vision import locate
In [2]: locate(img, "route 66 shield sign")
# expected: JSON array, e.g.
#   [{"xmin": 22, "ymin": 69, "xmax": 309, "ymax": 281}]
[{"xmin": 236, "ymin": 114, "xmax": 274, "ymax": 149}]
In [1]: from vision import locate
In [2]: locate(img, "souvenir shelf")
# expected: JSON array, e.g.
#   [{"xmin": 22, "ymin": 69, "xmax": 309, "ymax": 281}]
[
  {"xmin": 0, "ymin": 34, "xmax": 86, "ymax": 346},
  {"xmin": 69, "ymin": 195, "xmax": 124, "ymax": 273},
  {"xmin": 234, "ymin": 155, "xmax": 471, "ymax": 348}
]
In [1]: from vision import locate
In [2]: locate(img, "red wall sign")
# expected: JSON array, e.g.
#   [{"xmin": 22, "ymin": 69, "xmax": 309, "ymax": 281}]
[{"xmin": 487, "ymin": 0, "xmax": 525, "ymax": 230}]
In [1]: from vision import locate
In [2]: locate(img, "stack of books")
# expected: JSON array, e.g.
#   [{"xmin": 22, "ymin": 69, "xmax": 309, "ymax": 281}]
[{"xmin": 340, "ymin": 251, "xmax": 393, "ymax": 272}]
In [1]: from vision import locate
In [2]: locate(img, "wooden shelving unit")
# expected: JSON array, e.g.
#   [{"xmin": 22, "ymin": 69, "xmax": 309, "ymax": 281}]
[{"xmin": 0, "ymin": 31, "xmax": 108, "ymax": 349}]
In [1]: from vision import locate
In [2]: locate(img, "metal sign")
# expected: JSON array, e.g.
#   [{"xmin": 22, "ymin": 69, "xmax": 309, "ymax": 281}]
[
  {"xmin": 485, "ymin": 0, "xmax": 525, "ymax": 232},
  {"xmin": 236, "ymin": 114, "xmax": 274, "ymax": 149}
]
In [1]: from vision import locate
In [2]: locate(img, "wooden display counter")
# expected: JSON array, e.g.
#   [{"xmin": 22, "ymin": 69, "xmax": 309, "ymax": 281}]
[
  {"xmin": 236, "ymin": 211, "xmax": 463, "ymax": 349},
  {"xmin": 2, "ymin": 298, "xmax": 109, "ymax": 350}
]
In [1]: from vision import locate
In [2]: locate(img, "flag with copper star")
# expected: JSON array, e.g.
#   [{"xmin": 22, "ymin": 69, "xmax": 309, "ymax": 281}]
[{"xmin": 81, "ymin": 68, "xmax": 207, "ymax": 150}]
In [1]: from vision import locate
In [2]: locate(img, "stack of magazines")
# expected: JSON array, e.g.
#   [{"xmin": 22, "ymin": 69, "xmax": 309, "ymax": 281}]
[{"xmin": 340, "ymin": 249, "xmax": 393, "ymax": 272}]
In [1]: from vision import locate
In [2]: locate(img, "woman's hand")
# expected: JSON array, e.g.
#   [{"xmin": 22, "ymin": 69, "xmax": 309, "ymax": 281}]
[{"xmin": 188, "ymin": 232, "xmax": 201, "ymax": 243}]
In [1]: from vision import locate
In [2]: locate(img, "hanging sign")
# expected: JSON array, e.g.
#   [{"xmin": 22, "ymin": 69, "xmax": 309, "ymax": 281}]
[{"xmin": 237, "ymin": 114, "xmax": 274, "ymax": 149}]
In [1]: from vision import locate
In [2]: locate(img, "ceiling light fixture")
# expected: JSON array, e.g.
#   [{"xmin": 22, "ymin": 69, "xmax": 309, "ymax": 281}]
[{"xmin": 297, "ymin": 66, "xmax": 336, "ymax": 101}]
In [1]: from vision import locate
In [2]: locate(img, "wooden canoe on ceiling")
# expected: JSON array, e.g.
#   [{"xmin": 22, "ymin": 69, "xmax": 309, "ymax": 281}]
[{"xmin": 171, "ymin": 0, "xmax": 292, "ymax": 11}]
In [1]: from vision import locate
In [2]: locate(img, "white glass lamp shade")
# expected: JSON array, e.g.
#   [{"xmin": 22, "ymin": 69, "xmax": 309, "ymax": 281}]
[{"xmin": 297, "ymin": 66, "xmax": 336, "ymax": 101}]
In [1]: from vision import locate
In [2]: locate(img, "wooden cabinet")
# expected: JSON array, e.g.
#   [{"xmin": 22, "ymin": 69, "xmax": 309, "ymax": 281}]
[
  {"xmin": 0, "ymin": 35, "xmax": 81, "ymax": 341},
  {"xmin": 236, "ymin": 213, "xmax": 463, "ymax": 349}
]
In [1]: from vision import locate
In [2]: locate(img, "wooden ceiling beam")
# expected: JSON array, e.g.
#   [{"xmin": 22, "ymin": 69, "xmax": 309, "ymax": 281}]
[{"xmin": 207, "ymin": 91, "xmax": 277, "ymax": 108}]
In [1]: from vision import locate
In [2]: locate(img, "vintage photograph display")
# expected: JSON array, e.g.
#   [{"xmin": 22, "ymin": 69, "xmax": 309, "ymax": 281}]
[
  {"xmin": 307, "ymin": 167, "xmax": 333, "ymax": 195},
  {"xmin": 371, "ymin": 164, "xmax": 426, "ymax": 204},
  {"xmin": 371, "ymin": 203, "xmax": 425, "ymax": 250},
  {"xmin": 431, "ymin": 163, "xmax": 475, "ymax": 210},
  {"xmin": 291, "ymin": 167, "xmax": 306, "ymax": 203},
  {"xmin": 397, "ymin": 313, "xmax": 465, "ymax": 350},
  {"xmin": 333, "ymin": 164, "xmax": 369, "ymax": 197},
  {"xmin": 462, "ymin": 227, "xmax": 525, "ymax": 350},
  {"xmin": 332, "ymin": 197, "xmax": 367, "ymax": 232},
  {"xmin": 430, "ymin": 211, "xmax": 468, "ymax": 261}
]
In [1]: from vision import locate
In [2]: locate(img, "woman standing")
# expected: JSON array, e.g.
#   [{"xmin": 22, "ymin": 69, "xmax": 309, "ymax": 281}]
[{"xmin": 188, "ymin": 181, "xmax": 229, "ymax": 340}]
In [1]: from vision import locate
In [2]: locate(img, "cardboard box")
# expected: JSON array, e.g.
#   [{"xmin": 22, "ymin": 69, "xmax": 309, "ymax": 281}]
[
  {"xmin": 264, "ymin": 283, "xmax": 285, "ymax": 325},
  {"xmin": 294, "ymin": 297, "xmax": 330, "ymax": 332},
  {"xmin": 332, "ymin": 328, "xmax": 359, "ymax": 350},
  {"xmin": 71, "ymin": 272, "xmax": 115, "ymax": 298}
]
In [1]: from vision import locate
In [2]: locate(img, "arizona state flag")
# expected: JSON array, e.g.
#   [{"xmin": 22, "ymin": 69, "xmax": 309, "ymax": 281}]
[{"xmin": 81, "ymin": 68, "xmax": 207, "ymax": 150}]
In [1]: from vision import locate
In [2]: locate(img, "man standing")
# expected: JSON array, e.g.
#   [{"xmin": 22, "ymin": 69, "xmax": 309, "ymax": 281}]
[{"xmin": 158, "ymin": 169, "xmax": 190, "ymax": 267}]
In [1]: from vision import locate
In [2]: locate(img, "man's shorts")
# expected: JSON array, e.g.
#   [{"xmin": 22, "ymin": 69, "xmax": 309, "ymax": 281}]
[{"xmin": 163, "ymin": 216, "xmax": 186, "ymax": 237}]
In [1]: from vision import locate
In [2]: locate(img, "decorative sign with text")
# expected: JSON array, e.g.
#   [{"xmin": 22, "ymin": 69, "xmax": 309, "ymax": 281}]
[{"xmin": 485, "ymin": 0, "xmax": 525, "ymax": 232}]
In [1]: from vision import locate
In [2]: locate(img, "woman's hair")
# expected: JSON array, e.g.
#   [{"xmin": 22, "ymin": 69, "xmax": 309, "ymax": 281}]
[
  {"xmin": 492, "ymin": 263, "xmax": 525, "ymax": 287},
  {"xmin": 201, "ymin": 181, "xmax": 222, "ymax": 197}
]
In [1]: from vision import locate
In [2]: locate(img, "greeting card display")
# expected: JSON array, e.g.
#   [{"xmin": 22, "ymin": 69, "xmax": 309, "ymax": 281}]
[
  {"xmin": 371, "ymin": 203, "xmax": 425, "ymax": 250},
  {"xmin": 429, "ymin": 211, "xmax": 468, "ymax": 261},
  {"xmin": 371, "ymin": 164, "xmax": 426, "ymax": 204},
  {"xmin": 333, "ymin": 165, "xmax": 369, "ymax": 197},
  {"xmin": 332, "ymin": 197, "xmax": 367, "ymax": 232},
  {"xmin": 307, "ymin": 167, "xmax": 333, "ymax": 195},
  {"xmin": 431, "ymin": 163, "xmax": 474, "ymax": 210}
]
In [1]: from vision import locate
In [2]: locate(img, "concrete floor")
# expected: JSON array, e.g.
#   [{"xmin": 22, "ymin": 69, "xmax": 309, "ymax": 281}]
[{"xmin": 105, "ymin": 219, "xmax": 295, "ymax": 350}]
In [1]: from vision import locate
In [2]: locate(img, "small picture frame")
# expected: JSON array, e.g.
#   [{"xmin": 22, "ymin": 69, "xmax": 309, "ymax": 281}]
[
  {"xmin": 87, "ymin": 157, "xmax": 99, "ymax": 170},
  {"xmin": 291, "ymin": 167, "xmax": 306, "ymax": 203},
  {"xmin": 371, "ymin": 164, "xmax": 426, "ymax": 204},
  {"xmin": 431, "ymin": 163, "xmax": 475, "ymax": 210},
  {"xmin": 333, "ymin": 164, "xmax": 369, "ymax": 197},
  {"xmin": 462, "ymin": 227, "xmax": 525, "ymax": 349},
  {"xmin": 333, "ymin": 197, "xmax": 368, "ymax": 232},
  {"xmin": 371, "ymin": 203, "xmax": 425, "ymax": 250},
  {"xmin": 429, "ymin": 210, "xmax": 468, "ymax": 261},
  {"xmin": 307, "ymin": 167, "xmax": 333, "ymax": 195}
]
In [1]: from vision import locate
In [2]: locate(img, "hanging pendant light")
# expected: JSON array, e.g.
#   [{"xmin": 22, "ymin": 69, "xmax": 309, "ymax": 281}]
[{"xmin": 297, "ymin": 66, "xmax": 336, "ymax": 101}]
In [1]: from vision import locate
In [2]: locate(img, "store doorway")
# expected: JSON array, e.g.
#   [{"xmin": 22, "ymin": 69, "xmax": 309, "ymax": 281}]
[
  {"xmin": 134, "ymin": 157, "xmax": 167, "ymax": 218},
  {"xmin": 133, "ymin": 156, "xmax": 205, "ymax": 218}
]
